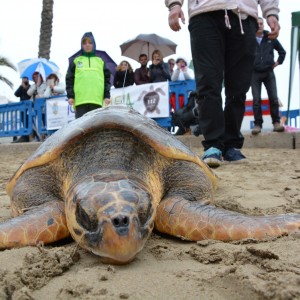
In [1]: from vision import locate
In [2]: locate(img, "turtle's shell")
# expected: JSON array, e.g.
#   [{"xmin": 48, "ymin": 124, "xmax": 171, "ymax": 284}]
[{"xmin": 6, "ymin": 106, "xmax": 217, "ymax": 196}]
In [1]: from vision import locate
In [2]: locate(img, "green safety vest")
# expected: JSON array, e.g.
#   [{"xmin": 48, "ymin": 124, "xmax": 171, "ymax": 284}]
[{"xmin": 73, "ymin": 55, "xmax": 105, "ymax": 107}]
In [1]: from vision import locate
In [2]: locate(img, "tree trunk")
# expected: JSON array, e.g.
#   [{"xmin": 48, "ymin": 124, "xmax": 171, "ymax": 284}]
[{"xmin": 38, "ymin": 0, "xmax": 54, "ymax": 59}]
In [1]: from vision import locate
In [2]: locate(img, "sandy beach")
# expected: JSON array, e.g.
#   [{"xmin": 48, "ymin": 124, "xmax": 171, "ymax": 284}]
[{"xmin": 0, "ymin": 142, "xmax": 299, "ymax": 300}]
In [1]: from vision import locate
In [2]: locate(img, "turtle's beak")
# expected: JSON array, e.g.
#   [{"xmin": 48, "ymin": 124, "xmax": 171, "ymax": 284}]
[{"xmin": 88, "ymin": 214, "xmax": 148, "ymax": 264}]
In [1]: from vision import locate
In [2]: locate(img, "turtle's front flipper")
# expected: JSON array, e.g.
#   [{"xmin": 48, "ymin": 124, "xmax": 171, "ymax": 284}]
[
  {"xmin": 0, "ymin": 201, "xmax": 70, "ymax": 249},
  {"xmin": 155, "ymin": 197, "xmax": 300, "ymax": 241}
]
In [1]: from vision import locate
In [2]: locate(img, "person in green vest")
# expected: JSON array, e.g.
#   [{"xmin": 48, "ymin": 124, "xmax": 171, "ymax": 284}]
[{"xmin": 66, "ymin": 32, "xmax": 111, "ymax": 119}]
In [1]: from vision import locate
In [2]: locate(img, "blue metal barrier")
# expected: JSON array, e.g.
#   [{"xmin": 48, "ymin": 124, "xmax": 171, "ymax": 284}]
[
  {"xmin": 281, "ymin": 109, "xmax": 300, "ymax": 128},
  {"xmin": 154, "ymin": 80, "xmax": 196, "ymax": 128},
  {"xmin": 34, "ymin": 97, "xmax": 53, "ymax": 135},
  {"xmin": 1, "ymin": 81, "xmax": 299, "ymax": 139},
  {"xmin": 0, "ymin": 100, "xmax": 33, "ymax": 137}
]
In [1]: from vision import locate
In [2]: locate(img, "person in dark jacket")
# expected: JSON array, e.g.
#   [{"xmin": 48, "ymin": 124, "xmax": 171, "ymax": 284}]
[
  {"xmin": 165, "ymin": 0, "xmax": 280, "ymax": 168},
  {"xmin": 66, "ymin": 32, "xmax": 111, "ymax": 119},
  {"xmin": 12, "ymin": 77, "xmax": 31, "ymax": 143},
  {"xmin": 134, "ymin": 54, "xmax": 150, "ymax": 85},
  {"xmin": 251, "ymin": 17, "xmax": 286, "ymax": 134},
  {"xmin": 113, "ymin": 60, "xmax": 135, "ymax": 88},
  {"xmin": 14, "ymin": 77, "xmax": 31, "ymax": 101},
  {"xmin": 149, "ymin": 49, "xmax": 171, "ymax": 83}
]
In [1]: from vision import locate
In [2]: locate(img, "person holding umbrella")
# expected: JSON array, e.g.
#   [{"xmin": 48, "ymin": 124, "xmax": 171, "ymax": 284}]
[
  {"xmin": 66, "ymin": 32, "xmax": 111, "ymax": 119},
  {"xmin": 27, "ymin": 72, "xmax": 47, "ymax": 100},
  {"xmin": 149, "ymin": 49, "xmax": 171, "ymax": 83}
]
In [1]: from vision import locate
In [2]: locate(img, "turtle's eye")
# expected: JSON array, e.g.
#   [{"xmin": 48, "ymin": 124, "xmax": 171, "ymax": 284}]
[{"xmin": 76, "ymin": 203, "xmax": 98, "ymax": 232}]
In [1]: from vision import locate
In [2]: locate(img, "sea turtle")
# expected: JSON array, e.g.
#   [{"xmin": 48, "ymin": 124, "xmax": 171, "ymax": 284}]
[{"xmin": 1, "ymin": 106, "xmax": 300, "ymax": 264}]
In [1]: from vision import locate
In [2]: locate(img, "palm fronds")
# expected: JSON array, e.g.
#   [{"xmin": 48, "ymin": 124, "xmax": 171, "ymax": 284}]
[
  {"xmin": 0, "ymin": 75, "xmax": 14, "ymax": 89},
  {"xmin": 0, "ymin": 56, "xmax": 17, "ymax": 89},
  {"xmin": 0, "ymin": 56, "xmax": 17, "ymax": 71}
]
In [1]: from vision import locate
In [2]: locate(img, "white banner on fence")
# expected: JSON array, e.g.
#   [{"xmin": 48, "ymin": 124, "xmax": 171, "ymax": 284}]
[
  {"xmin": 45, "ymin": 82, "xmax": 169, "ymax": 130},
  {"xmin": 46, "ymin": 96, "xmax": 75, "ymax": 130},
  {"xmin": 109, "ymin": 82, "xmax": 170, "ymax": 117}
]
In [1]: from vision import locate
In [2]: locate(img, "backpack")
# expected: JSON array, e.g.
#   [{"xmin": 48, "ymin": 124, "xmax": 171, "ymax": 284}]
[{"xmin": 171, "ymin": 91, "xmax": 201, "ymax": 136}]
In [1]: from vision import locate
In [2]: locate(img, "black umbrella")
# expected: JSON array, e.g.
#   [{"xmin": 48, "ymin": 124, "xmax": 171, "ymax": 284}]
[{"xmin": 120, "ymin": 33, "xmax": 177, "ymax": 62}]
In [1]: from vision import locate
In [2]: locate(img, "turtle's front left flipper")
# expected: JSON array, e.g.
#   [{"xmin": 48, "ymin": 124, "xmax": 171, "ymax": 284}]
[
  {"xmin": 155, "ymin": 197, "xmax": 300, "ymax": 241},
  {"xmin": 0, "ymin": 201, "xmax": 70, "ymax": 249}
]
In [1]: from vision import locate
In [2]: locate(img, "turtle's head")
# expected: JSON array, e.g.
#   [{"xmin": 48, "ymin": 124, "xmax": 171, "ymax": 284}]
[{"xmin": 66, "ymin": 175, "xmax": 155, "ymax": 264}]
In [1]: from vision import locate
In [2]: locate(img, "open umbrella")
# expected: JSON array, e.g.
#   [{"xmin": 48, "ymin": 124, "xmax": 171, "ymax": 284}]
[
  {"xmin": 68, "ymin": 49, "xmax": 117, "ymax": 78},
  {"xmin": 18, "ymin": 58, "xmax": 59, "ymax": 81},
  {"xmin": 120, "ymin": 33, "xmax": 177, "ymax": 62}
]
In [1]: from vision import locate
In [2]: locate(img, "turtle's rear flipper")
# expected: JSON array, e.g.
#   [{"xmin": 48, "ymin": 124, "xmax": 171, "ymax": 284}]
[
  {"xmin": 155, "ymin": 197, "xmax": 300, "ymax": 241},
  {"xmin": 0, "ymin": 201, "xmax": 70, "ymax": 249}
]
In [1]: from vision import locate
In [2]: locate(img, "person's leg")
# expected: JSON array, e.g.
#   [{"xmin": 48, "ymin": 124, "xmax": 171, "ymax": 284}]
[
  {"xmin": 263, "ymin": 71, "xmax": 284, "ymax": 131},
  {"xmin": 75, "ymin": 104, "xmax": 101, "ymax": 119},
  {"xmin": 88, "ymin": 104, "xmax": 102, "ymax": 112},
  {"xmin": 251, "ymin": 72, "xmax": 264, "ymax": 127},
  {"xmin": 263, "ymin": 70, "xmax": 281, "ymax": 124},
  {"xmin": 223, "ymin": 13, "xmax": 257, "ymax": 153},
  {"xmin": 189, "ymin": 11, "xmax": 225, "ymax": 153},
  {"xmin": 75, "ymin": 104, "xmax": 89, "ymax": 119}
]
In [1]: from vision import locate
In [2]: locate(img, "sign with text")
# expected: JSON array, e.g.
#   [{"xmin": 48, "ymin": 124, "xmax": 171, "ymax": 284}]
[
  {"xmin": 109, "ymin": 82, "xmax": 170, "ymax": 117},
  {"xmin": 46, "ymin": 97, "xmax": 75, "ymax": 130}
]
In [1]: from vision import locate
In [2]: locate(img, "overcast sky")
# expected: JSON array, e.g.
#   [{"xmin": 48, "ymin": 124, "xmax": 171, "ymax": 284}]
[{"xmin": 0, "ymin": 0, "xmax": 299, "ymax": 109}]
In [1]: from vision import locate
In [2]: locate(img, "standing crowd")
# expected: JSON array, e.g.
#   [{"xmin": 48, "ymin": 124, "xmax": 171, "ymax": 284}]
[
  {"xmin": 13, "ymin": 0, "xmax": 286, "ymax": 170},
  {"xmin": 165, "ymin": 0, "xmax": 284, "ymax": 168}
]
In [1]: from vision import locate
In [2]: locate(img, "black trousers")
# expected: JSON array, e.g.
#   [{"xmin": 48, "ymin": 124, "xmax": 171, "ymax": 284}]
[
  {"xmin": 251, "ymin": 70, "xmax": 281, "ymax": 127},
  {"xmin": 189, "ymin": 10, "xmax": 257, "ymax": 152},
  {"xmin": 75, "ymin": 104, "xmax": 102, "ymax": 119}
]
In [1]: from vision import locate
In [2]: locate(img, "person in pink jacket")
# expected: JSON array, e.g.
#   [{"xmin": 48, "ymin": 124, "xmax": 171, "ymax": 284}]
[{"xmin": 165, "ymin": 0, "xmax": 280, "ymax": 168}]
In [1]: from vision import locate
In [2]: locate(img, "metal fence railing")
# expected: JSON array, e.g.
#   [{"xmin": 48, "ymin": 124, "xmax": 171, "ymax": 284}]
[{"xmin": 0, "ymin": 80, "xmax": 299, "ymax": 139}]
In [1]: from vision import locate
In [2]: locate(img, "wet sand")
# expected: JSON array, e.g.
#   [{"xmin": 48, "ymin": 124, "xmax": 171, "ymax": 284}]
[{"xmin": 0, "ymin": 143, "xmax": 299, "ymax": 300}]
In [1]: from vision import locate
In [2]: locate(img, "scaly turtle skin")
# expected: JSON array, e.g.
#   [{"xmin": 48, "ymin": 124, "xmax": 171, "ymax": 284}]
[{"xmin": 1, "ymin": 106, "xmax": 300, "ymax": 264}]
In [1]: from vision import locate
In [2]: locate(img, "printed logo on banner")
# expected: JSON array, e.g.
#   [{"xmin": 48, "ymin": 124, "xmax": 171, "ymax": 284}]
[
  {"xmin": 51, "ymin": 102, "xmax": 59, "ymax": 115},
  {"xmin": 46, "ymin": 97, "xmax": 75, "ymax": 130},
  {"xmin": 137, "ymin": 85, "xmax": 165, "ymax": 115},
  {"xmin": 109, "ymin": 82, "xmax": 169, "ymax": 118}
]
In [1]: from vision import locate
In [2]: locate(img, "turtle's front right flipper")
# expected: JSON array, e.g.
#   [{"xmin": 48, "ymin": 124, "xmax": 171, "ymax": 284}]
[{"xmin": 0, "ymin": 201, "xmax": 70, "ymax": 249}]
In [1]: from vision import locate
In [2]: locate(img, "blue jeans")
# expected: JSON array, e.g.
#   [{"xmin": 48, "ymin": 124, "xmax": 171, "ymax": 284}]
[
  {"xmin": 189, "ymin": 10, "xmax": 257, "ymax": 152},
  {"xmin": 251, "ymin": 70, "xmax": 280, "ymax": 127}
]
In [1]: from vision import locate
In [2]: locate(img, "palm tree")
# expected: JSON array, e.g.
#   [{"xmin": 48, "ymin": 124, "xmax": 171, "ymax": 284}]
[
  {"xmin": 38, "ymin": 0, "xmax": 54, "ymax": 59},
  {"xmin": 0, "ymin": 56, "xmax": 17, "ymax": 89}
]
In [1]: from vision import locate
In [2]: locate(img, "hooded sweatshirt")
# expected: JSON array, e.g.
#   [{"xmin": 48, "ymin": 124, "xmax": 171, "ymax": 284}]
[{"xmin": 66, "ymin": 32, "xmax": 111, "ymax": 107}]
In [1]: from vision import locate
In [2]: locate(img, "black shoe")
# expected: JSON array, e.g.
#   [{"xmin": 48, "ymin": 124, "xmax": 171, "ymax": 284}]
[
  {"xmin": 175, "ymin": 127, "xmax": 187, "ymax": 135},
  {"xmin": 12, "ymin": 136, "xmax": 30, "ymax": 143}
]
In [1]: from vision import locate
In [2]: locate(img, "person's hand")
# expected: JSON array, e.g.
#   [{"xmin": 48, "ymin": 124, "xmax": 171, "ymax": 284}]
[
  {"xmin": 267, "ymin": 16, "xmax": 280, "ymax": 39},
  {"xmin": 22, "ymin": 79, "xmax": 29, "ymax": 89},
  {"xmin": 272, "ymin": 61, "xmax": 279, "ymax": 69},
  {"xmin": 68, "ymin": 98, "xmax": 74, "ymax": 105},
  {"xmin": 104, "ymin": 98, "xmax": 111, "ymax": 106},
  {"xmin": 153, "ymin": 58, "xmax": 161, "ymax": 65},
  {"xmin": 168, "ymin": 6, "xmax": 185, "ymax": 32},
  {"xmin": 180, "ymin": 64, "xmax": 187, "ymax": 72}
]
